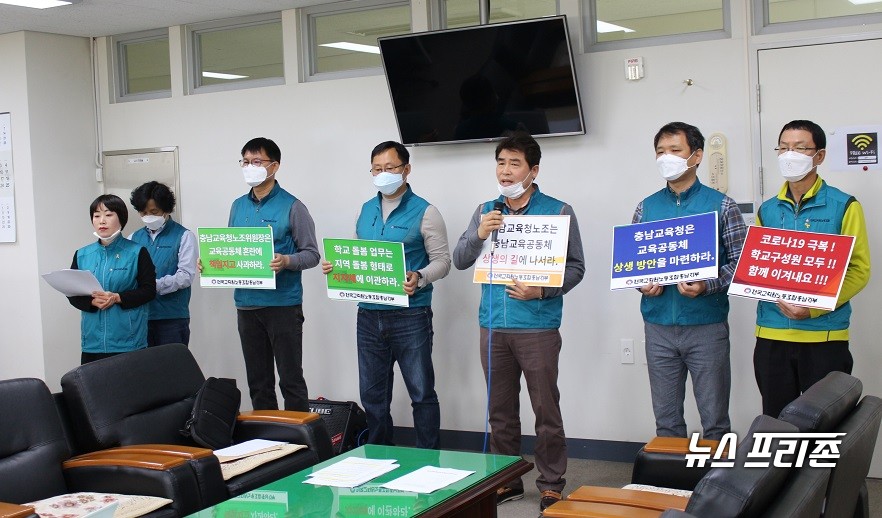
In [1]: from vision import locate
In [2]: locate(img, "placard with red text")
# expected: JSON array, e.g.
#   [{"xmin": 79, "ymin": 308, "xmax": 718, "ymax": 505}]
[{"xmin": 728, "ymin": 226, "xmax": 854, "ymax": 310}]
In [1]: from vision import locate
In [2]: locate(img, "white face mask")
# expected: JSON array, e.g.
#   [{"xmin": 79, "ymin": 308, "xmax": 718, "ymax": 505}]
[
  {"xmin": 656, "ymin": 151, "xmax": 695, "ymax": 182},
  {"xmin": 497, "ymin": 175, "xmax": 534, "ymax": 199},
  {"xmin": 141, "ymin": 214, "xmax": 166, "ymax": 231},
  {"xmin": 373, "ymin": 172, "xmax": 405, "ymax": 196},
  {"xmin": 93, "ymin": 228, "xmax": 122, "ymax": 243},
  {"xmin": 777, "ymin": 151, "xmax": 816, "ymax": 182},
  {"xmin": 242, "ymin": 165, "xmax": 269, "ymax": 187}
]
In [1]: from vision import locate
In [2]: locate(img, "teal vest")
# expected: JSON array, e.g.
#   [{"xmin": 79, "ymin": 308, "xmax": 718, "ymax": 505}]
[
  {"xmin": 639, "ymin": 180, "xmax": 730, "ymax": 326},
  {"xmin": 76, "ymin": 237, "xmax": 148, "ymax": 353},
  {"xmin": 229, "ymin": 182, "xmax": 302, "ymax": 307},
  {"xmin": 478, "ymin": 187, "xmax": 565, "ymax": 329},
  {"xmin": 131, "ymin": 219, "xmax": 190, "ymax": 320},
  {"xmin": 756, "ymin": 181, "xmax": 854, "ymax": 333},
  {"xmin": 356, "ymin": 185, "xmax": 432, "ymax": 310}
]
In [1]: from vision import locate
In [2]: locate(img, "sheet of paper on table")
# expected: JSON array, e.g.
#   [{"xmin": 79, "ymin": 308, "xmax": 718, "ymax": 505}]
[
  {"xmin": 304, "ymin": 457, "xmax": 399, "ymax": 488},
  {"xmin": 381, "ymin": 466, "xmax": 475, "ymax": 493}
]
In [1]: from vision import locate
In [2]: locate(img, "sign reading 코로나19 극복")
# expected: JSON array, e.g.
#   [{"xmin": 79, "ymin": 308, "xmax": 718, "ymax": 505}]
[
  {"xmin": 198, "ymin": 227, "xmax": 275, "ymax": 289},
  {"xmin": 610, "ymin": 212, "xmax": 719, "ymax": 290},
  {"xmin": 472, "ymin": 215, "xmax": 570, "ymax": 287},
  {"xmin": 728, "ymin": 226, "xmax": 854, "ymax": 311},
  {"xmin": 324, "ymin": 238, "xmax": 408, "ymax": 307}
]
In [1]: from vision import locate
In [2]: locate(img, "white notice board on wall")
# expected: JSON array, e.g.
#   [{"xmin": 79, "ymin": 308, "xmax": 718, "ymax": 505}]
[{"xmin": 0, "ymin": 113, "xmax": 15, "ymax": 243}]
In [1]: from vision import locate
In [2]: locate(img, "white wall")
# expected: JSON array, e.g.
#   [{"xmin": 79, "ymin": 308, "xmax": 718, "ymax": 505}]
[
  {"xmin": 3, "ymin": 1, "xmax": 881, "ymax": 476},
  {"xmin": 0, "ymin": 32, "xmax": 98, "ymax": 385},
  {"xmin": 89, "ymin": 5, "xmax": 761, "ymax": 446},
  {"xmin": 25, "ymin": 32, "xmax": 101, "ymax": 388},
  {"xmin": 0, "ymin": 32, "xmax": 44, "ymax": 381}
]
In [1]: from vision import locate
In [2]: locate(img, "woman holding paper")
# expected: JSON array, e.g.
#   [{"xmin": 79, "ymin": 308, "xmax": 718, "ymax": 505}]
[{"xmin": 68, "ymin": 194, "xmax": 156, "ymax": 364}]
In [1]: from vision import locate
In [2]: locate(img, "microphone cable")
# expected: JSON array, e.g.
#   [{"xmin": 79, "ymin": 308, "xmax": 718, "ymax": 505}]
[
  {"xmin": 483, "ymin": 242, "xmax": 495, "ymax": 454},
  {"xmin": 483, "ymin": 200, "xmax": 503, "ymax": 454}
]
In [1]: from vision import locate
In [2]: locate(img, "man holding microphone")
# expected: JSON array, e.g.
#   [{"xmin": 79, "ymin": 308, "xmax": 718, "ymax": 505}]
[{"xmin": 453, "ymin": 132, "xmax": 584, "ymax": 512}]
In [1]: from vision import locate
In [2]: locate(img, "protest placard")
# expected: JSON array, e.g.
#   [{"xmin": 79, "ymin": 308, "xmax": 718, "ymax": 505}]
[
  {"xmin": 198, "ymin": 227, "xmax": 275, "ymax": 289},
  {"xmin": 324, "ymin": 238, "xmax": 408, "ymax": 307}
]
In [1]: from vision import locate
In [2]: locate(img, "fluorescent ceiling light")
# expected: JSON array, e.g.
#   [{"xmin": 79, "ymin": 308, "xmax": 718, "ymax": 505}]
[
  {"xmin": 597, "ymin": 20, "xmax": 635, "ymax": 33},
  {"xmin": 0, "ymin": 0, "xmax": 78, "ymax": 8},
  {"xmin": 849, "ymin": 0, "xmax": 882, "ymax": 4},
  {"xmin": 320, "ymin": 42, "xmax": 381, "ymax": 55},
  {"xmin": 202, "ymin": 71, "xmax": 248, "ymax": 80}
]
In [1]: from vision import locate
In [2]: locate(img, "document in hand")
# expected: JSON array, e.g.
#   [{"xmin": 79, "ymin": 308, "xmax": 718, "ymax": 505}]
[
  {"xmin": 42, "ymin": 269, "xmax": 103, "ymax": 297},
  {"xmin": 381, "ymin": 466, "xmax": 475, "ymax": 493},
  {"xmin": 304, "ymin": 457, "xmax": 399, "ymax": 488},
  {"xmin": 213, "ymin": 439, "xmax": 287, "ymax": 463}
]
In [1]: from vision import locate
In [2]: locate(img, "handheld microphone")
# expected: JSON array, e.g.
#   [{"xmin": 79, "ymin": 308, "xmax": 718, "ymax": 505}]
[{"xmin": 490, "ymin": 201, "xmax": 505, "ymax": 252}]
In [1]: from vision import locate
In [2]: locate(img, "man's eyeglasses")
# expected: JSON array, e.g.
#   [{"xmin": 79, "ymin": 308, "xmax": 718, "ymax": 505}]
[
  {"xmin": 239, "ymin": 158, "xmax": 276, "ymax": 167},
  {"xmin": 370, "ymin": 164, "xmax": 406, "ymax": 174},
  {"xmin": 774, "ymin": 147, "xmax": 817, "ymax": 154}
]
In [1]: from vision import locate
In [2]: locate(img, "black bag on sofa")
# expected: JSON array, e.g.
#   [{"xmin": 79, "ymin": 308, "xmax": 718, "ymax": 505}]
[{"xmin": 181, "ymin": 377, "xmax": 241, "ymax": 449}]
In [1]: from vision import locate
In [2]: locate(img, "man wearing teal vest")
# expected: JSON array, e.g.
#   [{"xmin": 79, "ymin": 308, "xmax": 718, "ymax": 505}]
[
  {"xmin": 453, "ymin": 132, "xmax": 585, "ymax": 512},
  {"xmin": 754, "ymin": 120, "xmax": 870, "ymax": 417},
  {"xmin": 322, "ymin": 141, "xmax": 451, "ymax": 449},
  {"xmin": 130, "ymin": 181, "xmax": 196, "ymax": 347},
  {"xmin": 633, "ymin": 122, "xmax": 746, "ymax": 442},
  {"xmin": 229, "ymin": 137, "xmax": 320, "ymax": 411}
]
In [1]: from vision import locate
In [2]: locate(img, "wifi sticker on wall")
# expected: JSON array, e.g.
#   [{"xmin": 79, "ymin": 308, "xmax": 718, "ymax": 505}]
[{"xmin": 847, "ymin": 132, "xmax": 878, "ymax": 165}]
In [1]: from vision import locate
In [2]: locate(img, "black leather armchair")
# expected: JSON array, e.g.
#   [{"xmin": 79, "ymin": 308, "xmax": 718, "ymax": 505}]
[
  {"xmin": 774, "ymin": 371, "xmax": 881, "ymax": 518},
  {"xmin": 0, "ymin": 378, "xmax": 197, "ymax": 517},
  {"xmin": 628, "ymin": 372, "xmax": 880, "ymax": 518},
  {"xmin": 543, "ymin": 415, "xmax": 807, "ymax": 518},
  {"xmin": 546, "ymin": 372, "xmax": 882, "ymax": 518},
  {"xmin": 60, "ymin": 344, "xmax": 333, "ymax": 508}
]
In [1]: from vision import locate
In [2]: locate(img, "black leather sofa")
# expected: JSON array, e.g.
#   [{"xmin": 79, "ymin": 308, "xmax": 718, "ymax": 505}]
[
  {"xmin": 59, "ymin": 344, "xmax": 334, "ymax": 511},
  {"xmin": 0, "ymin": 377, "xmax": 189, "ymax": 517}
]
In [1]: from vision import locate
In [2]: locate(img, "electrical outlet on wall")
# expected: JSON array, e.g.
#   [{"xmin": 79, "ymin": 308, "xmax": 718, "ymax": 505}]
[{"xmin": 621, "ymin": 338, "xmax": 635, "ymax": 364}]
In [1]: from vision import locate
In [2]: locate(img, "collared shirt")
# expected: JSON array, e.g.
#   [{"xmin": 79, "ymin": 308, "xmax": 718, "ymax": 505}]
[
  {"xmin": 632, "ymin": 187, "xmax": 747, "ymax": 295},
  {"xmin": 374, "ymin": 192, "xmax": 451, "ymax": 288}
]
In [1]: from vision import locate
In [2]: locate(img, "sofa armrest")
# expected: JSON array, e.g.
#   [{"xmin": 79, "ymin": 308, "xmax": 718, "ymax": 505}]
[
  {"xmin": 234, "ymin": 411, "xmax": 334, "ymax": 462},
  {"xmin": 542, "ymin": 501, "xmax": 664, "ymax": 518},
  {"xmin": 238, "ymin": 410, "xmax": 321, "ymax": 425},
  {"xmin": 566, "ymin": 487, "xmax": 688, "ymax": 512},
  {"xmin": 631, "ymin": 437, "xmax": 727, "ymax": 491},
  {"xmin": 62, "ymin": 450, "xmax": 205, "ymax": 515},
  {"xmin": 0, "ymin": 503, "xmax": 36, "ymax": 518},
  {"xmin": 63, "ymin": 453, "xmax": 188, "ymax": 471},
  {"xmin": 643, "ymin": 437, "xmax": 720, "ymax": 455},
  {"xmin": 74, "ymin": 444, "xmax": 213, "ymax": 460}
]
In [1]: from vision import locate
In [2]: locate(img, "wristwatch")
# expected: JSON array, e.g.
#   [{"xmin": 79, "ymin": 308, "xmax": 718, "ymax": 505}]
[{"xmin": 415, "ymin": 270, "xmax": 424, "ymax": 288}]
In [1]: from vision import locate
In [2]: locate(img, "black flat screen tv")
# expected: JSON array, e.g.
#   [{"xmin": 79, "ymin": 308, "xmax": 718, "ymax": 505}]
[{"xmin": 378, "ymin": 16, "xmax": 585, "ymax": 146}]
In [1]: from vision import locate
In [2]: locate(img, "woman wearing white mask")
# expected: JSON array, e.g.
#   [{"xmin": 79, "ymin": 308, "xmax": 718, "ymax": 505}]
[
  {"xmin": 754, "ymin": 120, "xmax": 871, "ymax": 418},
  {"xmin": 130, "ymin": 181, "xmax": 197, "ymax": 347},
  {"xmin": 68, "ymin": 194, "xmax": 156, "ymax": 364}
]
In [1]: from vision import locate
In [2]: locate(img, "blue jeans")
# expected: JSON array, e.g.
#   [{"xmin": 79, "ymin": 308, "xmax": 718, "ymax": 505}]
[
  {"xmin": 645, "ymin": 321, "xmax": 731, "ymax": 440},
  {"xmin": 147, "ymin": 318, "xmax": 190, "ymax": 347},
  {"xmin": 356, "ymin": 306, "xmax": 440, "ymax": 449}
]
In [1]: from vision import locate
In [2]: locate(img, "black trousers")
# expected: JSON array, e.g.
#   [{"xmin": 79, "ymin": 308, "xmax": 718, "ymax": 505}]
[
  {"xmin": 753, "ymin": 337, "xmax": 853, "ymax": 418},
  {"xmin": 237, "ymin": 305, "xmax": 308, "ymax": 411}
]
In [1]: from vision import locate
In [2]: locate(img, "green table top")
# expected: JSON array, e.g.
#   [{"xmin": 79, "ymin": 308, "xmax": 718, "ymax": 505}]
[{"xmin": 198, "ymin": 445, "xmax": 525, "ymax": 517}]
